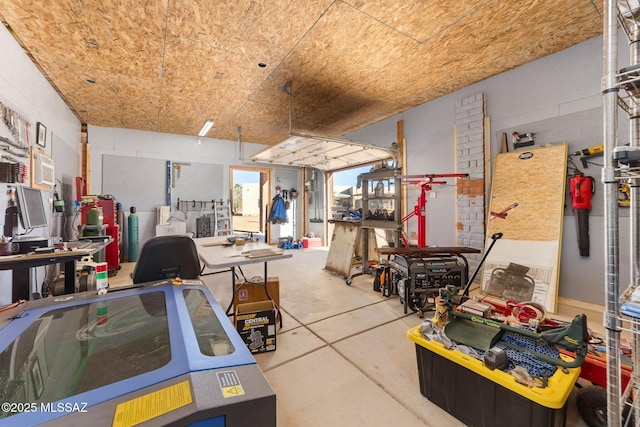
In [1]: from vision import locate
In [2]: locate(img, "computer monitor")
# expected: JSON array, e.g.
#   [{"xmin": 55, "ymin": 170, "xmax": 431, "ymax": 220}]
[{"xmin": 15, "ymin": 186, "xmax": 48, "ymax": 230}]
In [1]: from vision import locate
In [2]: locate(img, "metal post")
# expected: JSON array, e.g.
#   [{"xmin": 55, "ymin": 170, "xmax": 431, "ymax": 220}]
[
  {"xmin": 604, "ymin": 1, "xmax": 622, "ymax": 426},
  {"xmin": 630, "ymin": 22, "xmax": 640, "ymax": 427},
  {"xmin": 417, "ymin": 185, "xmax": 427, "ymax": 247}
]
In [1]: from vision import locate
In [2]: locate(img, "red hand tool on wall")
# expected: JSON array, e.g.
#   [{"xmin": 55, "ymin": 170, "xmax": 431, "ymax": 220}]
[{"xmin": 569, "ymin": 172, "xmax": 595, "ymax": 257}]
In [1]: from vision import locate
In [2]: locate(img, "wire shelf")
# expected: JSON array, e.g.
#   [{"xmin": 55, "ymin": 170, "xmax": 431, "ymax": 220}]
[{"xmin": 618, "ymin": 0, "xmax": 640, "ymax": 42}]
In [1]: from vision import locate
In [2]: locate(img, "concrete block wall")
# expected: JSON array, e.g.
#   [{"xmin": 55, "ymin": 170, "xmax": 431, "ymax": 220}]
[{"xmin": 456, "ymin": 93, "xmax": 485, "ymax": 276}]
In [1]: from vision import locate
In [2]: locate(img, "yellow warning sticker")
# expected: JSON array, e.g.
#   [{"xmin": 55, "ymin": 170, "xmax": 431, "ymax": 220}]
[
  {"xmin": 112, "ymin": 380, "xmax": 193, "ymax": 427},
  {"xmin": 221, "ymin": 384, "xmax": 246, "ymax": 398},
  {"xmin": 217, "ymin": 370, "xmax": 246, "ymax": 398}
]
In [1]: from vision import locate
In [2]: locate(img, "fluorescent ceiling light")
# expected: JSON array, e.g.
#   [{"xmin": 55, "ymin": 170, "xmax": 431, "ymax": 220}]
[{"xmin": 198, "ymin": 120, "xmax": 214, "ymax": 136}]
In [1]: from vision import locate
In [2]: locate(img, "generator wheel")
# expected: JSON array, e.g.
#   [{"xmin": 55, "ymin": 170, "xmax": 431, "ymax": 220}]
[{"xmin": 407, "ymin": 294, "xmax": 428, "ymax": 313}]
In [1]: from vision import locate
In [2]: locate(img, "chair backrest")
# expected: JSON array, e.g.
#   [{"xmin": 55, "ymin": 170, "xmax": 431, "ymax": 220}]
[{"xmin": 132, "ymin": 235, "xmax": 201, "ymax": 284}]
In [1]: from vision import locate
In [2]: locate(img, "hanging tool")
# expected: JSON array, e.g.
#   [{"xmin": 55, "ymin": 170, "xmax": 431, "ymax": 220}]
[
  {"xmin": 511, "ymin": 132, "xmax": 535, "ymax": 149},
  {"xmin": 171, "ymin": 162, "xmax": 191, "ymax": 188},
  {"xmin": 569, "ymin": 145, "xmax": 631, "ymax": 207},
  {"xmin": 614, "ymin": 146, "xmax": 640, "ymax": 208},
  {"xmin": 618, "ymin": 182, "xmax": 630, "ymax": 207},
  {"xmin": 571, "ymin": 144, "xmax": 603, "ymax": 168},
  {"xmin": 569, "ymin": 171, "xmax": 595, "ymax": 257},
  {"xmin": 490, "ymin": 202, "xmax": 518, "ymax": 220}
]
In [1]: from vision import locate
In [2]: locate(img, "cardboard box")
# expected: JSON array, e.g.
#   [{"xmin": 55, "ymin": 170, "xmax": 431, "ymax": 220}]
[
  {"xmin": 233, "ymin": 277, "xmax": 280, "ymax": 313},
  {"xmin": 236, "ymin": 301, "xmax": 277, "ymax": 354},
  {"xmin": 155, "ymin": 221, "xmax": 187, "ymax": 236}
]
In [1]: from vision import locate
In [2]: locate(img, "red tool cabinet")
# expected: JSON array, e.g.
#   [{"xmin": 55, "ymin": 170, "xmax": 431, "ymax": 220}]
[{"xmin": 81, "ymin": 199, "xmax": 120, "ymax": 274}]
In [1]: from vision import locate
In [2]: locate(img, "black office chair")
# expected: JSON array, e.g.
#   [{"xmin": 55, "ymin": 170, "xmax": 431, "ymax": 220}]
[{"xmin": 132, "ymin": 235, "xmax": 201, "ymax": 283}]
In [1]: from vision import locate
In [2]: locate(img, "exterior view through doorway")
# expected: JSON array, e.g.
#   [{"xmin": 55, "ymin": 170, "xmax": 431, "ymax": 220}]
[{"xmin": 230, "ymin": 166, "xmax": 272, "ymax": 242}]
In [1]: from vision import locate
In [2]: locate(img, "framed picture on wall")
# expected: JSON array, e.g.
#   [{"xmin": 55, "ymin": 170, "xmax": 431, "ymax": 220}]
[{"xmin": 36, "ymin": 122, "xmax": 47, "ymax": 148}]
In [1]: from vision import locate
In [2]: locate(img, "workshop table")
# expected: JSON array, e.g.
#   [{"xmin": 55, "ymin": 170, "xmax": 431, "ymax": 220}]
[
  {"xmin": 0, "ymin": 237, "xmax": 113, "ymax": 301},
  {"xmin": 194, "ymin": 237, "xmax": 292, "ymax": 327},
  {"xmin": 325, "ymin": 219, "xmax": 379, "ymax": 284}
]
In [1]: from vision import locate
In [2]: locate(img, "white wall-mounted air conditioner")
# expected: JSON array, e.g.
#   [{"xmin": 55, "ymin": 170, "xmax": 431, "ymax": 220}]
[{"xmin": 33, "ymin": 151, "xmax": 55, "ymax": 187}]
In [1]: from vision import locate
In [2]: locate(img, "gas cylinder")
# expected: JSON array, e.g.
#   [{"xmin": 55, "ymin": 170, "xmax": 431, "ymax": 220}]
[
  {"xmin": 86, "ymin": 203, "xmax": 104, "ymax": 226},
  {"xmin": 116, "ymin": 203, "xmax": 125, "ymax": 262},
  {"xmin": 128, "ymin": 206, "xmax": 139, "ymax": 262}
]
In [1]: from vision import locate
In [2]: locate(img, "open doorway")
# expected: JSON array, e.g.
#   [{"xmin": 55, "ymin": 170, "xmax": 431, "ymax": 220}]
[
  {"xmin": 330, "ymin": 165, "xmax": 372, "ymax": 219},
  {"xmin": 229, "ymin": 166, "xmax": 272, "ymax": 241}
]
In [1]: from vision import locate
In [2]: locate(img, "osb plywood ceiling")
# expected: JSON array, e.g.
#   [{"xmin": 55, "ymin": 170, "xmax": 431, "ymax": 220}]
[{"xmin": 0, "ymin": 1, "xmax": 602, "ymax": 145}]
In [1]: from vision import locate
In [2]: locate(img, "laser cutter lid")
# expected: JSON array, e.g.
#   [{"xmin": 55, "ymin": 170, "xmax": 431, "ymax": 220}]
[{"xmin": 0, "ymin": 280, "xmax": 260, "ymax": 426}]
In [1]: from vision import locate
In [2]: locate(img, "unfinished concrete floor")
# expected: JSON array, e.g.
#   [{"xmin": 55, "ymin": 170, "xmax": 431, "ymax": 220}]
[{"xmin": 112, "ymin": 247, "xmax": 593, "ymax": 427}]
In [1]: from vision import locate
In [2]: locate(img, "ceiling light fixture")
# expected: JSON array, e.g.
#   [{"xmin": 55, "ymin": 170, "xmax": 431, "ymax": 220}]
[{"xmin": 198, "ymin": 119, "xmax": 214, "ymax": 136}]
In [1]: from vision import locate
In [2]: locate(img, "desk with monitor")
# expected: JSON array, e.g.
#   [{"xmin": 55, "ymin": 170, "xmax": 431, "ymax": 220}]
[
  {"xmin": 0, "ymin": 237, "xmax": 113, "ymax": 301},
  {"xmin": 2, "ymin": 186, "xmax": 115, "ymax": 301}
]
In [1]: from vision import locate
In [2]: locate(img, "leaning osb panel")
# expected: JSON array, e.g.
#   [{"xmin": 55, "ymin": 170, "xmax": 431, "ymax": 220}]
[
  {"xmin": 487, "ymin": 144, "xmax": 568, "ymax": 242},
  {"xmin": 483, "ymin": 144, "xmax": 568, "ymax": 314}
]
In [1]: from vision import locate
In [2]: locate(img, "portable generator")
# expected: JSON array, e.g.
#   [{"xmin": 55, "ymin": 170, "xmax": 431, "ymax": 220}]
[{"xmin": 390, "ymin": 254, "xmax": 467, "ymax": 314}]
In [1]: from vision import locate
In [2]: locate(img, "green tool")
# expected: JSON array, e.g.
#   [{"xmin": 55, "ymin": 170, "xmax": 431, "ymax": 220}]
[{"xmin": 445, "ymin": 310, "xmax": 588, "ymax": 369}]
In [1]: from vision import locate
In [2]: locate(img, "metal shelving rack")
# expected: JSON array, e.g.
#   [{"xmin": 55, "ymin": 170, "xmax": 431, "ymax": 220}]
[
  {"xmin": 604, "ymin": 1, "xmax": 640, "ymax": 425},
  {"xmin": 360, "ymin": 168, "xmax": 403, "ymax": 273},
  {"xmin": 215, "ymin": 201, "xmax": 233, "ymax": 236}
]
